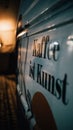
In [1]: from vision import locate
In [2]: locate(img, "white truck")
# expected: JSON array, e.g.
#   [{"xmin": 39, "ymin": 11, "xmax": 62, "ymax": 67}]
[{"xmin": 17, "ymin": 0, "xmax": 73, "ymax": 130}]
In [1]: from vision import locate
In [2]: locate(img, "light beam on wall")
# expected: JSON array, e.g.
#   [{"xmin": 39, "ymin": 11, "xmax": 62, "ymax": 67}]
[{"xmin": 17, "ymin": 29, "xmax": 28, "ymax": 38}]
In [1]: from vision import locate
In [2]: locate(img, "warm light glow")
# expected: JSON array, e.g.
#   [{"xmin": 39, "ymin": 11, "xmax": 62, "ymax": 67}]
[
  {"xmin": 0, "ymin": 43, "xmax": 2, "ymax": 48},
  {"xmin": 0, "ymin": 19, "xmax": 16, "ymax": 31},
  {"xmin": 0, "ymin": 18, "xmax": 17, "ymax": 52},
  {"xmin": 0, "ymin": 0, "xmax": 20, "ymax": 52},
  {"xmin": 17, "ymin": 21, "xmax": 22, "ymax": 28},
  {"xmin": 0, "ymin": 30, "xmax": 16, "ymax": 46}
]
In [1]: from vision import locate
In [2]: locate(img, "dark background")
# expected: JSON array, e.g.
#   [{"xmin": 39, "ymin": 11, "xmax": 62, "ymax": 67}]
[{"xmin": 0, "ymin": 51, "xmax": 17, "ymax": 75}]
